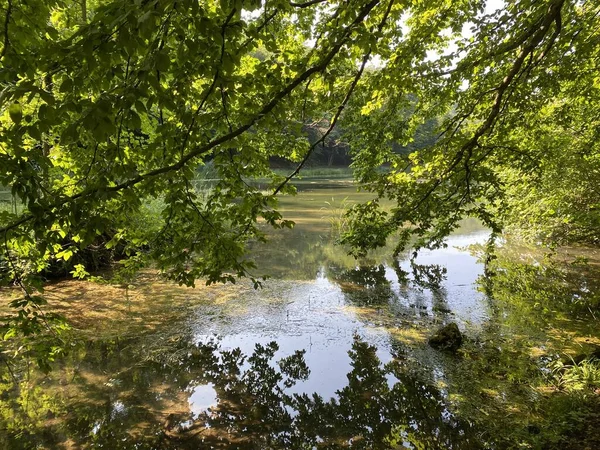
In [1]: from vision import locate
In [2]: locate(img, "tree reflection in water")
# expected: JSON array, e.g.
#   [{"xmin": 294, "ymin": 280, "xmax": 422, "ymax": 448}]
[
  {"xmin": 0, "ymin": 336, "xmax": 479, "ymax": 449},
  {"xmin": 327, "ymin": 264, "xmax": 394, "ymax": 307}
]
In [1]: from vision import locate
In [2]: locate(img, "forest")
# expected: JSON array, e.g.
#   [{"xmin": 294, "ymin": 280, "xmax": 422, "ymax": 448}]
[{"xmin": 1, "ymin": 0, "xmax": 599, "ymax": 448}]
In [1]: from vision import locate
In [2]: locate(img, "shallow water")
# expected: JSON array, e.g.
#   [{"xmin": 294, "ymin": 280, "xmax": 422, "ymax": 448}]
[{"xmin": 1, "ymin": 178, "xmax": 599, "ymax": 449}]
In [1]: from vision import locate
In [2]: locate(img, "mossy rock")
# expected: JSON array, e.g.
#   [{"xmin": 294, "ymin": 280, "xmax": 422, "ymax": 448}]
[{"xmin": 428, "ymin": 322, "xmax": 463, "ymax": 352}]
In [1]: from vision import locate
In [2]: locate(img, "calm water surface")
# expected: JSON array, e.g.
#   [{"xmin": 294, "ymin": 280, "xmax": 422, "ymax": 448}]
[{"xmin": 1, "ymin": 178, "xmax": 599, "ymax": 449}]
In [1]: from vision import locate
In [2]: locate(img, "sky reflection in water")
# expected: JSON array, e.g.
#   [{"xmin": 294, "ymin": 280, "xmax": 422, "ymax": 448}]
[
  {"xmin": 1, "ymin": 180, "xmax": 492, "ymax": 449},
  {"xmin": 187, "ymin": 206, "xmax": 491, "ymax": 433}
]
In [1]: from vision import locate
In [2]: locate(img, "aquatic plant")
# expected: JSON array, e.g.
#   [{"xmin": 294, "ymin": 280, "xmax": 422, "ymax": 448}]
[
  {"xmin": 551, "ymin": 357, "xmax": 600, "ymax": 393},
  {"xmin": 322, "ymin": 196, "xmax": 352, "ymax": 240}
]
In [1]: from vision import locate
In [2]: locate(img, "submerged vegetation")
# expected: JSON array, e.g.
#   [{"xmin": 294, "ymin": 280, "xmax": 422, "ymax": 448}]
[
  {"xmin": 449, "ymin": 244, "xmax": 600, "ymax": 449},
  {"xmin": 1, "ymin": 218, "xmax": 599, "ymax": 448}
]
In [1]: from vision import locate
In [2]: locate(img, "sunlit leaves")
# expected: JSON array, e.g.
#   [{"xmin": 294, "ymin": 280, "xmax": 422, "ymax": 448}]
[
  {"xmin": 343, "ymin": 0, "xmax": 600, "ymax": 254},
  {"xmin": 1, "ymin": 0, "xmax": 599, "ymax": 352}
]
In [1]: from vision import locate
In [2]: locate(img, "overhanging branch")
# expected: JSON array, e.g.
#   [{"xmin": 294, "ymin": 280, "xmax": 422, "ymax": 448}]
[
  {"xmin": 392, "ymin": 0, "xmax": 566, "ymax": 224},
  {"xmin": 0, "ymin": 0, "xmax": 381, "ymax": 237},
  {"xmin": 273, "ymin": 0, "xmax": 396, "ymax": 195},
  {"xmin": 290, "ymin": 0, "xmax": 327, "ymax": 8}
]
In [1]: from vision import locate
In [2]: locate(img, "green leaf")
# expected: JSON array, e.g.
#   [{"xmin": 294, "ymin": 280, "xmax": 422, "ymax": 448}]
[
  {"xmin": 155, "ymin": 51, "xmax": 170, "ymax": 72},
  {"xmin": 9, "ymin": 103, "xmax": 22, "ymax": 124},
  {"xmin": 56, "ymin": 248, "xmax": 74, "ymax": 261},
  {"xmin": 134, "ymin": 100, "xmax": 147, "ymax": 114},
  {"xmin": 59, "ymin": 78, "xmax": 73, "ymax": 93},
  {"xmin": 28, "ymin": 126, "xmax": 42, "ymax": 140},
  {"xmin": 129, "ymin": 111, "xmax": 142, "ymax": 129}
]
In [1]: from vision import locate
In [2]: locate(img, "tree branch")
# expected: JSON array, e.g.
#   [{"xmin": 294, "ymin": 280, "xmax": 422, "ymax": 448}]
[
  {"xmin": 0, "ymin": 0, "xmax": 382, "ymax": 238},
  {"xmin": 179, "ymin": 6, "xmax": 237, "ymax": 158},
  {"xmin": 0, "ymin": 0, "xmax": 12, "ymax": 61},
  {"xmin": 443, "ymin": 0, "xmax": 565, "ymax": 181},
  {"xmin": 393, "ymin": 0, "xmax": 566, "ymax": 225},
  {"xmin": 273, "ymin": 0, "xmax": 395, "ymax": 195},
  {"xmin": 289, "ymin": 0, "xmax": 327, "ymax": 8},
  {"xmin": 458, "ymin": 0, "xmax": 565, "ymax": 151}
]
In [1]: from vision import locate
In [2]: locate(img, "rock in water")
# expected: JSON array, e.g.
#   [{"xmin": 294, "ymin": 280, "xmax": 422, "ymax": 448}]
[{"xmin": 428, "ymin": 323, "xmax": 463, "ymax": 352}]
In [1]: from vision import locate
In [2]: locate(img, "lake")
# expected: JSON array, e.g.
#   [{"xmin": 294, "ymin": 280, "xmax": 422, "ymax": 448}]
[{"xmin": 1, "ymin": 178, "xmax": 599, "ymax": 449}]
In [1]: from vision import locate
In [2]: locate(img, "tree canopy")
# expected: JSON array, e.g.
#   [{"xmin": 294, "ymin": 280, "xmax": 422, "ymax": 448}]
[{"xmin": 1, "ymin": 0, "xmax": 599, "ymax": 334}]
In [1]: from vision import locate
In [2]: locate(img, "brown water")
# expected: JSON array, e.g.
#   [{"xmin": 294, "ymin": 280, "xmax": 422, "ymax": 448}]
[{"xmin": 1, "ymin": 178, "xmax": 599, "ymax": 449}]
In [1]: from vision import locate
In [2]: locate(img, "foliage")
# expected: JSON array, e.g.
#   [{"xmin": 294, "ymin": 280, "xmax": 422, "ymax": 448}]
[
  {"xmin": 340, "ymin": 0, "xmax": 600, "ymax": 254},
  {"xmin": 1, "ymin": 0, "xmax": 599, "ymax": 343},
  {"xmin": 551, "ymin": 357, "xmax": 600, "ymax": 392},
  {"xmin": 498, "ymin": 125, "xmax": 600, "ymax": 245},
  {"xmin": 0, "ymin": 0, "xmax": 393, "ymax": 289}
]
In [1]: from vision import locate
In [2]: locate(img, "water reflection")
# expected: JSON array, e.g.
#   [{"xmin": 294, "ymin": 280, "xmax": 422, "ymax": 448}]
[
  {"xmin": 251, "ymin": 213, "xmax": 491, "ymax": 326},
  {"xmin": 327, "ymin": 264, "xmax": 394, "ymax": 306},
  {"xmin": 0, "ymin": 335, "xmax": 479, "ymax": 449},
  {"xmin": 3, "ymin": 179, "xmax": 597, "ymax": 449}
]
